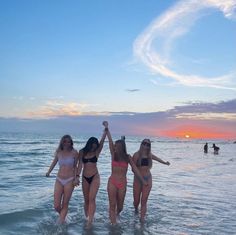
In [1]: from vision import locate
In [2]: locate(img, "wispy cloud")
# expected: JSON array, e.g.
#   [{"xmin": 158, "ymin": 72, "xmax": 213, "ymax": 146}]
[
  {"xmin": 26, "ymin": 101, "xmax": 138, "ymax": 119},
  {"xmin": 169, "ymin": 99, "xmax": 236, "ymax": 120},
  {"xmin": 27, "ymin": 100, "xmax": 99, "ymax": 118},
  {"xmin": 133, "ymin": 0, "xmax": 236, "ymax": 90},
  {"xmin": 171, "ymin": 99, "xmax": 236, "ymax": 114},
  {"xmin": 125, "ymin": 89, "xmax": 140, "ymax": 92},
  {"xmin": 175, "ymin": 112, "xmax": 236, "ymax": 120}
]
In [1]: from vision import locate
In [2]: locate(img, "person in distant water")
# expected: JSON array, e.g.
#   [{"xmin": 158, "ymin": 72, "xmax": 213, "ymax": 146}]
[
  {"xmin": 132, "ymin": 139, "xmax": 170, "ymax": 223},
  {"xmin": 104, "ymin": 121, "xmax": 147, "ymax": 225},
  {"xmin": 46, "ymin": 135, "xmax": 79, "ymax": 224},
  {"xmin": 204, "ymin": 143, "xmax": 208, "ymax": 153},
  {"xmin": 75, "ymin": 123, "xmax": 107, "ymax": 227},
  {"xmin": 212, "ymin": 143, "xmax": 220, "ymax": 154}
]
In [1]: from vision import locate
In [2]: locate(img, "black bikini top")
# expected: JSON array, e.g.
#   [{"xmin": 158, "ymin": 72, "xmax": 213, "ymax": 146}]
[
  {"xmin": 141, "ymin": 158, "xmax": 149, "ymax": 166},
  {"xmin": 82, "ymin": 155, "xmax": 97, "ymax": 164}
]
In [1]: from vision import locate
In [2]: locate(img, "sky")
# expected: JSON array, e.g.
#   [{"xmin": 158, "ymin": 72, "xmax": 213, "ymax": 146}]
[{"xmin": 0, "ymin": 0, "xmax": 236, "ymax": 139}]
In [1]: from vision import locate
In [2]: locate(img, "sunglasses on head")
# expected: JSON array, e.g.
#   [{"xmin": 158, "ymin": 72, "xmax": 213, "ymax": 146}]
[{"xmin": 142, "ymin": 142, "xmax": 150, "ymax": 147}]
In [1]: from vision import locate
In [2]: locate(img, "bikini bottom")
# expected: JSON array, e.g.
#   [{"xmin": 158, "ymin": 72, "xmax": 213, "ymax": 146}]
[
  {"xmin": 57, "ymin": 176, "xmax": 74, "ymax": 186},
  {"xmin": 109, "ymin": 176, "xmax": 127, "ymax": 190},
  {"xmin": 143, "ymin": 174, "xmax": 151, "ymax": 182},
  {"xmin": 83, "ymin": 173, "xmax": 98, "ymax": 185}
]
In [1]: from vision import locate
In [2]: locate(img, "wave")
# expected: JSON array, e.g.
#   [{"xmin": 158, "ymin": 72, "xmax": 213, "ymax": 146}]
[
  {"xmin": 0, "ymin": 207, "xmax": 44, "ymax": 225},
  {"xmin": 0, "ymin": 141, "xmax": 45, "ymax": 145},
  {"xmin": 0, "ymin": 152, "xmax": 49, "ymax": 158}
]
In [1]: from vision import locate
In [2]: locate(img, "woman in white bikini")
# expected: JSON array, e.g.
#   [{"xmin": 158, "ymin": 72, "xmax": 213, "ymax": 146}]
[
  {"xmin": 132, "ymin": 139, "xmax": 170, "ymax": 222},
  {"xmin": 46, "ymin": 135, "xmax": 79, "ymax": 223}
]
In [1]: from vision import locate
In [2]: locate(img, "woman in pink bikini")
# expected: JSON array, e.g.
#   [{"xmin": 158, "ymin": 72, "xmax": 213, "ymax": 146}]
[
  {"xmin": 132, "ymin": 139, "xmax": 170, "ymax": 222},
  {"xmin": 76, "ymin": 123, "xmax": 107, "ymax": 227},
  {"xmin": 46, "ymin": 135, "xmax": 79, "ymax": 223},
  {"xmin": 104, "ymin": 121, "xmax": 147, "ymax": 225}
]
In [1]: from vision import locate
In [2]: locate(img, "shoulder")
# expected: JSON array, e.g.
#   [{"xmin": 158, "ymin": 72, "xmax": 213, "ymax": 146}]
[
  {"xmin": 54, "ymin": 149, "xmax": 60, "ymax": 157},
  {"xmin": 132, "ymin": 151, "xmax": 139, "ymax": 159},
  {"xmin": 72, "ymin": 149, "xmax": 79, "ymax": 155}
]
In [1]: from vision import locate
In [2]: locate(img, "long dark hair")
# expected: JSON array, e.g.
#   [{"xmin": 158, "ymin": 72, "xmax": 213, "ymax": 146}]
[
  {"xmin": 82, "ymin": 137, "xmax": 99, "ymax": 156},
  {"xmin": 57, "ymin": 135, "xmax": 73, "ymax": 151},
  {"xmin": 114, "ymin": 139, "xmax": 129, "ymax": 162}
]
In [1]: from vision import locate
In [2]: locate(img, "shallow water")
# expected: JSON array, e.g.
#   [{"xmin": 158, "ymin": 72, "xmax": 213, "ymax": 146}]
[{"xmin": 0, "ymin": 132, "xmax": 236, "ymax": 234}]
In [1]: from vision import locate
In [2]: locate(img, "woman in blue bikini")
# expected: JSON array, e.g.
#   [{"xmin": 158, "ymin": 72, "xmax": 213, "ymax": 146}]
[
  {"xmin": 132, "ymin": 139, "xmax": 170, "ymax": 222},
  {"xmin": 76, "ymin": 123, "xmax": 107, "ymax": 227},
  {"xmin": 46, "ymin": 135, "xmax": 79, "ymax": 223}
]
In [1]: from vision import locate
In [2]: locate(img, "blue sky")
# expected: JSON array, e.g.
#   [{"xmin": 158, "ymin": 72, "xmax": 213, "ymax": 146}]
[{"xmin": 0, "ymin": 0, "xmax": 236, "ymax": 139}]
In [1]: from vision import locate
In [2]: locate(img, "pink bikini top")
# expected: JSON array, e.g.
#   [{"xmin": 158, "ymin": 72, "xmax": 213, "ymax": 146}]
[{"xmin": 112, "ymin": 160, "xmax": 128, "ymax": 169}]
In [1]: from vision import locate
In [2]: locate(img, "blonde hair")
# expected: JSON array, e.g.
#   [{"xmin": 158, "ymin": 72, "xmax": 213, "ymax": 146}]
[
  {"xmin": 136, "ymin": 139, "xmax": 152, "ymax": 168},
  {"xmin": 57, "ymin": 135, "xmax": 73, "ymax": 151}
]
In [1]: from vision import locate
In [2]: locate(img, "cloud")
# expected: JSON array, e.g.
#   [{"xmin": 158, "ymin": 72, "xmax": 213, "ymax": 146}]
[
  {"xmin": 133, "ymin": 0, "xmax": 236, "ymax": 90},
  {"xmin": 168, "ymin": 99, "xmax": 236, "ymax": 120},
  {"xmin": 171, "ymin": 99, "xmax": 236, "ymax": 114},
  {"xmin": 27, "ymin": 100, "xmax": 97, "ymax": 118},
  {"xmin": 175, "ymin": 112, "xmax": 236, "ymax": 120},
  {"xmin": 125, "ymin": 89, "xmax": 140, "ymax": 92},
  {"xmin": 1, "ymin": 99, "xmax": 235, "ymax": 139}
]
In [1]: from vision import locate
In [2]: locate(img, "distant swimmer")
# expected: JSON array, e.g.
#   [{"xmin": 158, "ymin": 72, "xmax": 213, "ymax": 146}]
[
  {"xmin": 212, "ymin": 143, "xmax": 220, "ymax": 154},
  {"xmin": 204, "ymin": 143, "xmax": 208, "ymax": 153}
]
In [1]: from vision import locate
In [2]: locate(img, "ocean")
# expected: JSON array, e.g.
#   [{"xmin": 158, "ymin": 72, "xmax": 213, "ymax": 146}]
[{"xmin": 0, "ymin": 132, "xmax": 236, "ymax": 235}]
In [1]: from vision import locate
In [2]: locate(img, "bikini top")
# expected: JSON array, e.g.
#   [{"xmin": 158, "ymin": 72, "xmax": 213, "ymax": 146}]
[
  {"xmin": 58, "ymin": 156, "xmax": 74, "ymax": 167},
  {"xmin": 112, "ymin": 160, "xmax": 128, "ymax": 169},
  {"xmin": 82, "ymin": 155, "xmax": 97, "ymax": 164},
  {"xmin": 141, "ymin": 158, "xmax": 149, "ymax": 166}
]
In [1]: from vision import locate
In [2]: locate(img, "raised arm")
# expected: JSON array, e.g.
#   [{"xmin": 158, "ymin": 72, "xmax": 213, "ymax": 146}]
[
  {"xmin": 129, "ymin": 156, "xmax": 148, "ymax": 185},
  {"xmin": 152, "ymin": 154, "xmax": 170, "ymax": 165},
  {"xmin": 102, "ymin": 121, "xmax": 114, "ymax": 157},
  {"xmin": 46, "ymin": 151, "xmax": 58, "ymax": 177},
  {"xmin": 96, "ymin": 126, "xmax": 107, "ymax": 156}
]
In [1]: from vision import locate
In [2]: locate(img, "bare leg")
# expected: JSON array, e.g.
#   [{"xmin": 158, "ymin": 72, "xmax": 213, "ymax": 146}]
[
  {"xmin": 54, "ymin": 180, "xmax": 63, "ymax": 214},
  {"xmin": 116, "ymin": 183, "xmax": 127, "ymax": 216},
  {"xmin": 107, "ymin": 177, "xmax": 118, "ymax": 225},
  {"xmin": 87, "ymin": 174, "xmax": 100, "ymax": 226},
  {"xmin": 59, "ymin": 181, "xmax": 74, "ymax": 223},
  {"xmin": 82, "ymin": 178, "xmax": 90, "ymax": 218},
  {"xmin": 140, "ymin": 176, "xmax": 152, "ymax": 222},
  {"xmin": 133, "ymin": 177, "xmax": 142, "ymax": 213}
]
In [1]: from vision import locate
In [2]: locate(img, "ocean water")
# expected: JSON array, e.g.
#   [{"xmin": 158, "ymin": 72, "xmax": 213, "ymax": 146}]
[{"xmin": 0, "ymin": 132, "xmax": 236, "ymax": 235}]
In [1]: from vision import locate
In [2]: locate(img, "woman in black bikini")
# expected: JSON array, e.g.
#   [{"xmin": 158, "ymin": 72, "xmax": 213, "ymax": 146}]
[
  {"xmin": 132, "ymin": 139, "xmax": 170, "ymax": 222},
  {"xmin": 76, "ymin": 123, "xmax": 107, "ymax": 227}
]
